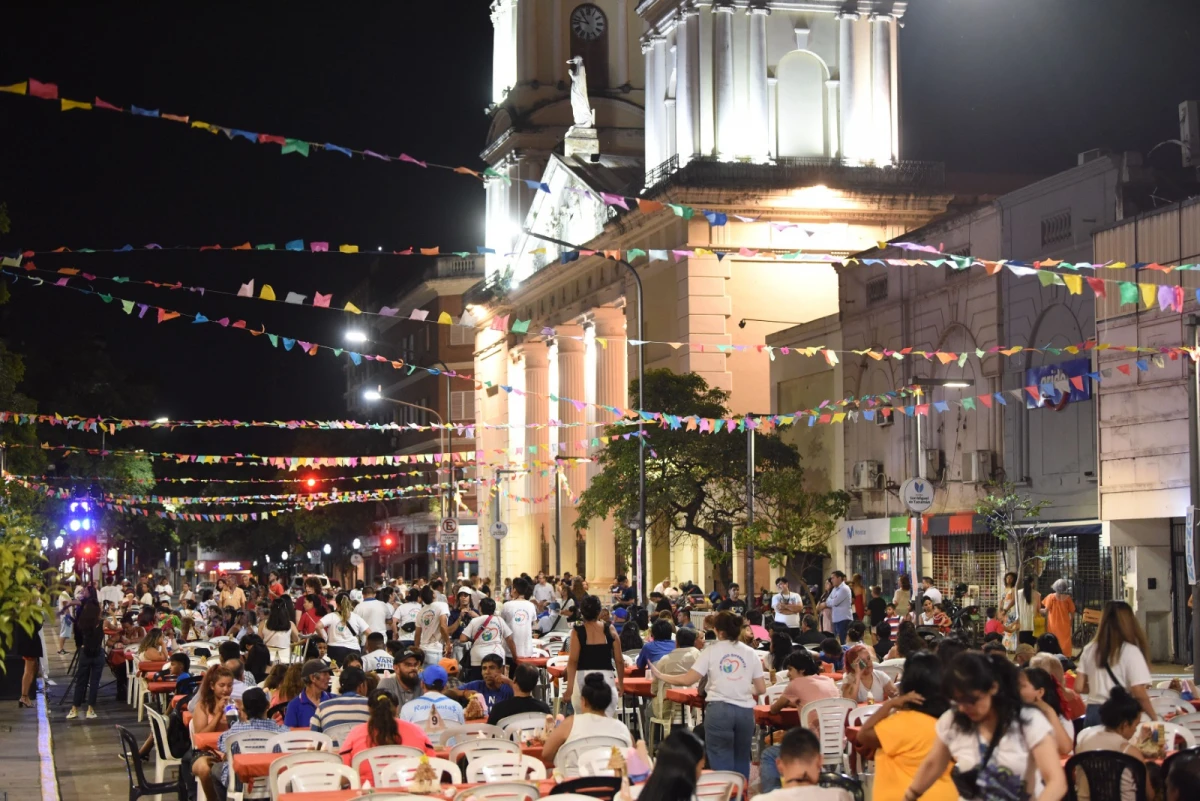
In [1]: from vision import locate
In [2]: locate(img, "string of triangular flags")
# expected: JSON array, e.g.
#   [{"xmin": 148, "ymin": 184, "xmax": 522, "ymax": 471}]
[
  {"xmin": 4, "ymin": 470, "xmax": 455, "ymax": 485},
  {"xmin": 0, "ymin": 78, "xmax": 492, "ymax": 180}
]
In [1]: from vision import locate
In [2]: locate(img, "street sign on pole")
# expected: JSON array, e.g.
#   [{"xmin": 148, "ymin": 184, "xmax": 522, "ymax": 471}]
[
  {"xmin": 438, "ymin": 517, "xmax": 459, "ymax": 547},
  {"xmin": 491, "ymin": 521, "xmax": 509, "ymax": 540},
  {"xmin": 900, "ymin": 478, "xmax": 936, "ymax": 514}
]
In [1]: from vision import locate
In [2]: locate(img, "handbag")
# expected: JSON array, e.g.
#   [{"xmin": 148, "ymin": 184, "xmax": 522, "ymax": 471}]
[
  {"xmin": 461, "ymin": 614, "xmax": 493, "ymax": 669},
  {"xmin": 950, "ymin": 718, "xmax": 1008, "ymax": 800}
]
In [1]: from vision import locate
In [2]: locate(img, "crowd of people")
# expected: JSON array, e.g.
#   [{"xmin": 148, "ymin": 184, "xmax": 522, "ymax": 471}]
[{"xmin": 35, "ymin": 567, "xmax": 1200, "ymax": 801}]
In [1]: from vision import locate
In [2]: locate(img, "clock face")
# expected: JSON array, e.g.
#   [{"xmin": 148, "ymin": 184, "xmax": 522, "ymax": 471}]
[{"xmin": 571, "ymin": 4, "xmax": 607, "ymax": 41}]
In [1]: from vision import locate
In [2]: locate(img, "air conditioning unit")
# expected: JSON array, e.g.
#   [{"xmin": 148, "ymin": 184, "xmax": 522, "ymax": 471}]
[
  {"xmin": 875, "ymin": 408, "xmax": 895, "ymax": 427},
  {"xmin": 963, "ymin": 450, "xmax": 994, "ymax": 484},
  {"xmin": 925, "ymin": 449, "xmax": 944, "ymax": 481},
  {"xmin": 852, "ymin": 460, "xmax": 884, "ymax": 490}
]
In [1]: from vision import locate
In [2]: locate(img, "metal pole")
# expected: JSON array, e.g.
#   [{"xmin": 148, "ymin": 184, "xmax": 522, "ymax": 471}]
[
  {"xmin": 1188, "ymin": 315, "xmax": 1200, "ymax": 685},
  {"xmin": 554, "ymin": 467, "xmax": 562, "ymax": 576},
  {"xmin": 912, "ymin": 396, "xmax": 924, "ymax": 604},
  {"xmin": 747, "ymin": 423, "xmax": 756, "ymax": 605},
  {"xmin": 494, "ymin": 477, "xmax": 503, "ymax": 584},
  {"xmin": 523, "ymin": 230, "xmax": 646, "ymax": 603}
]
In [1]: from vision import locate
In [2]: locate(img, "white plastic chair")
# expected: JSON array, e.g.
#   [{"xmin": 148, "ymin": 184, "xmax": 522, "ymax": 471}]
[
  {"xmin": 544, "ymin": 639, "xmax": 564, "ymax": 657},
  {"xmin": 448, "ymin": 737, "xmax": 521, "ymax": 765},
  {"xmin": 498, "ymin": 711, "xmax": 551, "ymax": 740},
  {"xmin": 1147, "ymin": 687, "xmax": 1184, "ymax": 700},
  {"xmin": 268, "ymin": 751, "xmax": 342, "ymax": 799},
  {"xmin": 695, "ymin": 770, "xmax": 745, "ymax": 801},
  {"xmin": 177, "ymin": 641, "xmax": 214, "ymax": 656},
  {"xmin": 223, "ymin": 729, "xmax": 277, "ymax": 801},
  {"xmin": 125, "ymin": 656, "xmax": 139, "ymax": 706},
  {"xmin": 144, "ymin": 707, "xmax": 182, "ymax": 785},
  {"xmin": 1162, "ymin": 720, "xmax": 1197, "ymax": 750},
  {"xmin": 1076, "ymin": 724, "xmax": 1106, "ymax": 746},
  {"xmin": 877, "ymin": 664, "xmax": 903, "ymax": 683},
  {"xmin": 1152, "ymin": 696, "xmax": 1193, "ymax": 718},
  {"xmin": 848, "ymin": 704, "xmax": 882, "ymax": 727},
  {"xmin": 378, "ymin": 756, "xmax": 463, "ymax": 787},
  {"xmin": 763, "ymin": 684, "xmax": 788, "ymax": 705},
  {"xmin": 451, "ymin": 783, "xmax": 540, "ymax": 801},
  {"xmin": 463, "ymin": 752, "xmax": 548, "ymax": 782},
  {"xmin": 267, "ymin": 729, "xmax": 334, "ymax": 753},
  {"xmin": 576, "ymin": 746, "xmax": 621, "ymax": 777},
  {"xmin": 323, "ymin": 722, "xmax": 358, "ymax": 747},
  {"xmin": 351, "ymin": 744, "xmax": 427, "ymax": 786},
  {"xmin": 279, "ymin": 762, "xmax": 361, "ymax": 793},
  {"xmin": 554, "ymin": 735, "xmax": 631, "ymax": 777},
  {"xmin": 440, "ymin": 723, "xmax": 507, "ymax": 747},
  {"xmin": 1171, "ymin": 711, "xmax": 1200, "ymax": 742},
  {"xmin": 799, "ymin": 697, "xmax": 857, "ymax": 769}
]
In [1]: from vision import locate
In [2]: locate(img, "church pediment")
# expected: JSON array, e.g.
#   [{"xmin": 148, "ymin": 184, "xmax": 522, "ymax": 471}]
[{"xmin": 513, "ymin": 155, "xmax": 613, "ymax": 285}]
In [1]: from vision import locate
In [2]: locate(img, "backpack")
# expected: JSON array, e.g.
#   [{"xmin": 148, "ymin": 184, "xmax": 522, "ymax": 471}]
[{"xmin": 165, "ymin": 684, "xmax": 200, "ymax": 758}]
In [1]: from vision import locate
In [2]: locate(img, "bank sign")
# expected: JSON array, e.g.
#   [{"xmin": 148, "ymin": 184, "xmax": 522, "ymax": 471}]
[{"xmin": 842, "ymin": 517, "xmax": 910, "ymax": 546}]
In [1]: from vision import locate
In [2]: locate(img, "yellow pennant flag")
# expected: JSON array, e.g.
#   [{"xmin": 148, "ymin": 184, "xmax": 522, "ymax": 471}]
[
  {"xmin": 190, "ymin": 120, "xmax": 219, "ymax": 133},
  {"xmin": 338, "ymin": 244, "xmax": 359, "ymax": 254},
  {"xmin": 1140, "ymin": 282, "xmax": 1156, "ymax": 309},
  {"xmin": 0, "ymin": 82, "xmax": 28, "ymax": 95},
  {"xmin": 344, "ymin": 302, "xmax": 362, "ymax": 314},
  {"xmin": 596, "ymin": 337, "xmax": 607, "ymax": 349},
  {"xmin": 259, "ymin": 284, "xmax": 276, "ymax": 301},
  {"xmin": 60, "ymin": 98, "xmax": 92, "ymax": 111},
  {"xmin": 1062, "ymin": 274, "xmax": 1083, "ymax": 295},
  {"xmin": 437, "ymin": 311, "xmax": 453, "ymax": 324}
]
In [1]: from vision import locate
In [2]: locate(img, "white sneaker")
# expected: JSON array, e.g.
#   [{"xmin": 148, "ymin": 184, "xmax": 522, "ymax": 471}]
[
  {"xmin": 86, "ymin": 708, "xmax": 98, "ymax": 720},
  {"xmin": 65, "ymin": 708, "xmax": 78, "ymax": 720}
]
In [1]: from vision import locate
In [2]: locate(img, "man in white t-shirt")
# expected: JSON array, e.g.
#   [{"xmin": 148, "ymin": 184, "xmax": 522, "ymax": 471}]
[
  {"xmin": 398, "ymin": 665, "xmax": 466, "ymax": 727},
  {"xmin": 361, "ymin": 632, "xmax": 394, "ymax": 673},
  {"xmin": 97, "ymin": 578, "xmax": 124, "ymax": 611},
  {"xmin": 920, "ymin": 576, "xmax": 943, "ymax": 607},
  {"xmin": 501, "ymin": 579, "xmax": 538, "ymax": 659},
  {"xmin": 393, "ymin": 589, "xmax": 422, "ymax": 646},
  {"xmin": 819, "ymin": 571, "xmax": 853, "ymax": 644},
  {"xmin": 354, "ymin": 585, "xmax": 394, "ymax": 639},
  {"xmin": 414, "ymin": 587, "xmax": 450, "ymax": 665},
  {"xmin": 155, "ymin": 577, "xmax": 174, "ymax": 603},
  {"xmin": 532, "ymin": 574, "xmax": 555, "ymax": 610},
  {"xmin": 349, "ymin": 581, "xmax": 364, "ymax": 604},
  {"xmin": 771, "ymin": 577, "xmax": 804, "ymax": 638},
  {"xmin": 459, "ymin": 598, "xmax": 516, "ymax": 678},
  {"xmin": 430, "ymin": 579, "xmax": 448, "ymax": 606}
]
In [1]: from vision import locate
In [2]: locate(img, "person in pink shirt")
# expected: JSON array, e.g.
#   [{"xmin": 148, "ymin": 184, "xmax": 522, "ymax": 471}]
[
  {"xmin": 339, "ymin": 688, "xmax": 434, "ymax": 783},
  {"xmin": 767, "ymin": 648, "xmax": 840, "ymax": 727}
]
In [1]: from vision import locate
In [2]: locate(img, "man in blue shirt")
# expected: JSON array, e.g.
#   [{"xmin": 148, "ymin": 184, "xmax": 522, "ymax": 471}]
[
  {"xmin": 283, "ymin": 660, "xmax": 333, "ymax": 728},
  {"xmin": 636, "ymin": 619, "xmax": 677, "ymax": 670},
  {"xmin": 310, "ymin": 666, "xmax": 369, "ymax": 732},
  {"xmin": 447, "ymin": 654, "xmax": 514, "ymax": 709},
  {"xmin": 818, "ymin": 571, "xmax": 854, "ymax": 644}
]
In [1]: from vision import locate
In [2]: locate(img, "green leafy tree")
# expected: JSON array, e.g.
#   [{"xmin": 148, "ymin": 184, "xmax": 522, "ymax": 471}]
[
  {"xmin": 576, "ymin": 370, "xmax": 799, "ymax": 586},
  {"xmin": 0, "ymin": 504, "xmax": 54, "ymax": 667},
  {"xmin": 733, "ymin": 467, "xmax": 851, "ymax": 589},
  {"xmin": 976, "ymin": 482, "xmax": 1053, "ymax": 592}
]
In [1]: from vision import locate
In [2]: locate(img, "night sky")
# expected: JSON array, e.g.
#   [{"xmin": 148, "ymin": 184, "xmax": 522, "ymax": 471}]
[{"xmin": 0, "ymin": 0, "xmax": 1197, "ymax": 449}]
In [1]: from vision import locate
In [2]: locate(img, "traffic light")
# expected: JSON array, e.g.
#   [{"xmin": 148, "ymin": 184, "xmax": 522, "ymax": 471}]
[
  {"xmin": 381, "ymin": 533, "xmax": 395, "ymax": 550},
  {"xmin": 304, "ymin": 476, "xmax": 318, "ymax": 490},
  {"xmin": 68, "ymin": 500, "xmax": 93, "ymax": 532},
  {"xmin": 80, "ymin": 542, "xmax": 95, "ymax": 559}
]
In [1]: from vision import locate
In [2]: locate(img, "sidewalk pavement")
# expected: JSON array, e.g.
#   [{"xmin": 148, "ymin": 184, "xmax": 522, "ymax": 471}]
[{"xmin": 0, "ymin": 635, "xmax": 56, "ymax": 801}]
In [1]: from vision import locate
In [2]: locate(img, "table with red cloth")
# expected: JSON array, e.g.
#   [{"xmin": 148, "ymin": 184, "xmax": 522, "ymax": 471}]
[
  {"xmin": 515, "ymin": 656, "xmax": 549, "ymax": 669},
  {"xmin": 622, "ymin": 677, "xmax": 653, "ymax": 698},
  {"xmin": 277, "ymin": 779, "xmax": 561, "ymax": 801},
  {"xmin": 546, "ymin": 662, "xmax": 643, "ymax": 682},
  {"xmin": 754, "ymin": 705, "xmax": 800, "ymax": 728},
  {"xmin": 665, "ymin": 687, "xmax": 705, "ymax": 708}
]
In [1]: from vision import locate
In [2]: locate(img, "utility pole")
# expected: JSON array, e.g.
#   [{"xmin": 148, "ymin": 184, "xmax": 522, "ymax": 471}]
[
  {"xmin": 746, "ymin": 421, "xmax": 756, "ymax": 604},
  {"xmin": 1187, "ymin": 315, "xmax": 1200, "ymax": 685},
  {"xmin": 554, "ymin": 466, "xmax": 562, "ymax": 577}
]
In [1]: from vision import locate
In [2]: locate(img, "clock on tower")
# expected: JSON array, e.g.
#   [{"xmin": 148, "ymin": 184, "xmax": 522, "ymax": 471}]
[{"xmin": 569, "ymin": 3, "xmax": 608, "ymax": 91}]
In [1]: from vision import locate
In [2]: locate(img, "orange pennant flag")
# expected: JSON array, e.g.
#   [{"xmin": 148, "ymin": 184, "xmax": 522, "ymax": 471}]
[
  {"xmin": 637, "ymin": 198, "xmax": 666, "ymax": 214},
  {"xmin": 156, "ymin": 309, "xmax": 180, "ymax": 323},
  {"xmin": 420, "ymin": 247, "xmax": 439, "ymax": 256},
  {"xmin": 453, "ymin": 166, "xmax": 481, "ymax": 178},
  {"xmin": 232, "ymin": 242, "xmax": 252, "ymax": 250}
]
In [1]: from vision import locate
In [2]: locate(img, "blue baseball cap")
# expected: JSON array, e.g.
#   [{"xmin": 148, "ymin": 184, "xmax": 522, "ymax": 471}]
[
  {"xmin": 421, "ymin": 665, "xmax": 449, "ymax": 685},
  {"xmin": 612, "ymin": 607, "xmax": 628, "ymax": 619}
]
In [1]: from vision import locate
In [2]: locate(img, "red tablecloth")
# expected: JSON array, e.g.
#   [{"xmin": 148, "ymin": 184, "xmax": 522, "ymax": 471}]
[
  {"xmin": 146, "ymin": 680, "xmax": 177, "ymax": 693},
  {"xmin": 754, "ymin": 704, "xmax": 800, "ymax": 728},
  {"xmin": 138, "ymin": 661, "xmax": 167, "ymax": 675},
  {"xmin": 516, "ymin": 656, "xmax": 550, "ymax": 668},
  {"xmin": 194, "ymin": 727, "xmax": 312, "ymax": 752},
  {"xmin": 665, "ymin": 688, "xmax": 704, "ymax": 708},
  {"xmin": 546, "ymin": 663, "xmax": 642, "ymax": 682},
  {"xmin": 276, "ymin": 779, "xmax": 560, "ymax": 801},
  {"xmin": 623, "ymin": 677, "xmax": 653, "ymax": 698}
]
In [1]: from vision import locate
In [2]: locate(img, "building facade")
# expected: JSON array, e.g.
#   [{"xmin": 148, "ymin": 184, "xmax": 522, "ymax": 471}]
[
  {"xmin": 473, "ymin": 0, "xmax": 955, "ymax": 591},
  {"xmin": 769, "ymin": 151, "xmax": 1160, "ymax": 636},
  {"xmin": 344, "ymin": 255, "xmax": 486, "ymax": 580}
]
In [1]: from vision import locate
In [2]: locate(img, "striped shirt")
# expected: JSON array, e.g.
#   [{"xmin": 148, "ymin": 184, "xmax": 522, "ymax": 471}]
[
  {"xmin": 309, "ymin": 692, "xmax": 370, "ymax": 732},
  {"xmin": 215, "ymin": 718, "xmax": 288, "ymax": 786}
]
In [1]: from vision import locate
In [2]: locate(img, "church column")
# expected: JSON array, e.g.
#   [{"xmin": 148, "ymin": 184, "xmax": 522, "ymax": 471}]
[
  {"xmin": 552, "ymin": 0, "xmax": 563, "ymax": 75},
  {"xmin": 871, "ymin": 12, "xmax": 894, "ymax": 165},
  {"xmin": 747, "ymin": 5, "xmax": 770, "ymax": 162},
  {"xmin": 767, "ymin": 75, "xmax": 778, "ymax": 159},
  {"xmin": 825, "ymin": 79, "xmax": 841, "ymax": 158},
  {"xmin": 712, "ymin": 2, "xmax": 735, "ymax": 160},
  {"xmin": 518, "ymin": 0, "xmax": 537, "ymax": 83},
  {"xmin": 643, "ymin": 37, "xmax": 660, "ymax": 178},
  {"xmin": 837, "ymin": 10, "xmax": 861, "ymax": 162},
  {"xmin": 616, "ymin": 0, "xmax": 629, "ymax": 86},
  {"xmin": 556, "ymin": 325, "xmax": 586, "ymax": 576},
  {"xmin": 676, "ymin": 3, "xmax": 699, "ymax": 162},
  {"xmin": 522, "ymin": 341, "xmax": 550, "ymax": 573},
  {"xmin": 590, "ymin": 307, "xmax": 627, "ymax": 586}
]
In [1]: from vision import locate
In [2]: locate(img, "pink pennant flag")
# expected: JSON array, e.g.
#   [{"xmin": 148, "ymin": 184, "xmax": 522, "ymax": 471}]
[
  {"xmin": 94, "ymin": 97, "xmax": 123, "ymax": 111},
  {"xmin": 237, "ymin": 281, "xmax": 254, "ymax": 297},
  {"xmin": 410, "ymin": 309, "xmax": 430, "ymax": 321},
  {"xmin": 399, "ymin": 153, "xmax": 427, "ymax": 168},
  {"xmin": 378, "ymin": 307, "xmax": 398, "ymax": 317},
  {"xmin": 599, "ymin": 192, "xmax": 630, "ymax": 210},
  {"xmin": 738, "ymin": 247, "xmax": 759, "ymax": 257},
  {"xmin": 29, "ymin": 79, "xmax": 58, "ymax": 99},
  {"xmin": 491, "ymin": 314, "xmax": 510, "ymax": 332},
  {"xmin": 313, "ymin": 292, "xmax": 332, "ymax": 308},
  {"xmin": 310, "ymin": 242, "xmax": 329, "ymax": 253}
]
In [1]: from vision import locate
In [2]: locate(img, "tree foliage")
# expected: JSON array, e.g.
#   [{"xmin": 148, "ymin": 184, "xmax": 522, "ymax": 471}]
[
  {"xmin": 976, "ymin": 482, "xmax": 1052, "ymax": 590},
  {"xmin": 732, "ymin": 467, "xmax": 851, "ymax": 582},
  {"xmin": 576, "ymin": 370, "xmax": 800, "ymax": 583},
  {"xmin": 0, "ymin": 504, "xmax": 54, "ymax": 667}
]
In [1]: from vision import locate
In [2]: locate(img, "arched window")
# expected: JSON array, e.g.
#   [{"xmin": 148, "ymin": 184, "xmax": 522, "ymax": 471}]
[
  {"xmin": 569, "ymin": 3, "xmax": 609, "ymax": 91},
  {"xmin": 776, "ymin": 50, "xmax": 826, "ymax": 158}
]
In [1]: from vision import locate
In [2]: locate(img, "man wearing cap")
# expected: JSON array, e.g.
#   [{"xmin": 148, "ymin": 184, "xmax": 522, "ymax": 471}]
[
  {"xmin": 378, "ymin": 646, "xmax": 425, "ymax": 707},
  {"xmin": 310, "ymin": 666, "xmax": 370, "ymax": 732},
  {"xmin": 771, "ymin": 577, "xmax": 804, "ymax": 640},
  {"xmin": 399, "ymin": 665, "xmax": 466, "ymax": 727},
  {"xmin": 192, "ymin": 687, "xmax": 287, "ymax": 801},
  {"xmin": 284, "ymin": 659, "xmax": 334, "ymax": 728}
]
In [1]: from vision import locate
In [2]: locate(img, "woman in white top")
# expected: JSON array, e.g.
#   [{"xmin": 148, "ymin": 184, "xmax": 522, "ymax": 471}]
[
  {"xmin": 653, "ymin": 610, "xmax": 765, "ymax": 780},
  {"xmin": 259, "ymin": 596, "xmax": 299, "ymax": 663},
  {"xmin": 315, "ymin": 593, "xmax": 371, "ymax": 665},
  {"xmin": 542, "ymin": 672, "xmax": 633, "ymax": 776},
  {"xmin": 840, "ymin": 644, "xmax": 898, "ymax": 704},
  {"xmin": 903, "ymin": 651, "xmax": 1066, "ymax": 801},
  {"xmin": 1076, "ymin": 600, "xmax": 1157, "ymax": 726},
  {"xmin": 1015, "ymin": 576, "xmax": 1041, "ymax": 648}
]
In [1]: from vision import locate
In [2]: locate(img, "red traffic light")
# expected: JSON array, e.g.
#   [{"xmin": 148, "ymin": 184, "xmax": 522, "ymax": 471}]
[
  {"xmin": 305, "ymin": 477, "xmax": 317, "ymax": 489},
  {"xmin": 81, "ymin": 544, "xmax": 94, "ymax": 557},
  {"xmin": 382, "ymin": 535, "xmax": 395, "ymax": 549}
]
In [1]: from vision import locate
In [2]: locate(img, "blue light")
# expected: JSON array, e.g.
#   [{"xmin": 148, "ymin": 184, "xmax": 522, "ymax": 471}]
[
  {"xmin": 69, "ymin": 520, "xmax": 81, "ymax": 531},
  {"xmin": 70, "ymin": 502, "xmax": 78, "ymax": 513},
  {"xmin": 81, "ymin": 519, "xmax": 92, "ymax": 531}
]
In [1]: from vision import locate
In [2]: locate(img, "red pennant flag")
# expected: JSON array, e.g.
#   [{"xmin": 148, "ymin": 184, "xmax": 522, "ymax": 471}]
[
  {"xmin": 979, "ymin": 394, "xmax": 993, "ymax": 408},
  {"xmin": 1070, "ymin": 376, "xmax": 1085, "ymax": 391},
  {"xmin": 94, "ymin": 97, "xmax": 122, "ymax": 111},
  {"xmin": 257, "ymin": 134, "xmax": 286, "ymax": 145},
  {"xmin": 1025, "ymin": 386, "xmax": 1040, "ymax": 400},
  {"xmin": 29, "ymin": 79, "xmax": 58, "ymax": 99},
  {"xmin": 1085, "ymin": 277, "xmax": 1107, "ymax": 298},
  {"xmin": 1117, "ymin": 364, "xmax": 1131, "ymax": 375}
]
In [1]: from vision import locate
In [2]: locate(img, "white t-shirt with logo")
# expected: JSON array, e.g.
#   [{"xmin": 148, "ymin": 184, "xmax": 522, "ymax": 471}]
[
  {"xmin": 417, "ymin": 602, "xmax": 450, "ymax": 648},
  {"xmin": 362, "ymin": 648, "xmax": 394, "ymax": 673},
  {"xmin": 354, "ymin": 598, "xmax": 393, "ymax": 638},
  {"xmin": 501, "ymin": 599, "xmax": 537, "ymax": 658},
  {"xmin": 320, "ymin": 612, "xmax": 370, "ymax": 650},
  {"xmin": 461, "ymin": 614, "xmax": 514, "ymax": 662},
  {"xmin": 394, "ymin": 602, "xmax": 421, "ymax": 637},
  {"xmin": 399, "ymin": 691, "xmax": 466, "ymax": 727},
  {"xmin": 935, "ymin": 707, "xmax": 1053, "ymax": 801},
  {"xmin": 532, "ymin": 582, "xmax": 555, "ymax": 605},
  {"xmin": 690, "ymin": 639, "xmax": 764, "ymax": 708}
]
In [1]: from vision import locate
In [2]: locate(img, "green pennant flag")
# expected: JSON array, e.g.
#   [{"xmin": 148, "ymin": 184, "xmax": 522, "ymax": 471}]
[
  {"xmin": 957, "ymin": 352, "xmax": 968, "ymax": 367},
  {"xmin": 626, "ymin": 248, "xmax": 647, "ymax": 261},
  {"xmin": 1119, "ymin": 281, "xmax": 1139, "ymax": 305},
  {"xmin": 667, "ymin": 203, "xmax": 695, "ymax": 219},
  {"xmin": 962, "ymin": 397, "xmax": 976, "ymax": 410},
  {"xmin": 332, "ymin": 348, "xmax": 343, "ymax": 357},
  {"xmin": 121, "ymin": 300, "xmax": 134, "ymax": 314},
  {"xmin": 99, "ymin": 293, "xmax": 113, "ymax": 303},
  {"xmin": 267, "ymin": 334, "xmax": 279, "ymax": 347},
  {"xmin": 1037, "ymin": 271, "xmax": 1060, "ymax": 287},
  {"xmin": 254, "ymin": 243, "xmax": 276, "ymax": 251},
  {"xmin": 482, "ymin": 167, "xmax": 512, "ymax": 185},
  {"xmin": 112, "ymin": 276, "xmax": 129, "ymax": 283},
  {"xmin": 281, "ymin": 138, "xmax": 310, "ymax": 157},
  {"xmin": 511, "ymin": 319, "xmax": 531, "ymax": 334}
]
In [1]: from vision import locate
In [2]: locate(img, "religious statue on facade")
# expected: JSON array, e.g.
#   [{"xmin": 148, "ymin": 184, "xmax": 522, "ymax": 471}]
[{"xmin": 567, "ymin": 56, "xmax": 595, "ymax": 129}]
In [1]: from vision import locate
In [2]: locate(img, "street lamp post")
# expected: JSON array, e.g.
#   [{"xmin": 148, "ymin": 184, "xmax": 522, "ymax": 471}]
[{"xmin": 524, "ymin": 230, "xmax": 647, "ymax": 603}]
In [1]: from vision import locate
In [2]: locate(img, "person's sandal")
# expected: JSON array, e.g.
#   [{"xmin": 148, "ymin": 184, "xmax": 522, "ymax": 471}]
[{"xmin": 18, "ymin": 698, "xmax": 33, "ymax": 708}]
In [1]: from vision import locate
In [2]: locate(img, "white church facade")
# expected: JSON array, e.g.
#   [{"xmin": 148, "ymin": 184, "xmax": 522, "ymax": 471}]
[{"xmin": 474, "ymin": 0, "xmax": 956, "ymax": 591}]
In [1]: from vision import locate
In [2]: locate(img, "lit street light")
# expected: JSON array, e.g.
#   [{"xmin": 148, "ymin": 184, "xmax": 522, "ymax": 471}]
[
  {"xmin": 352, "ymin": 538, "xmax": 361, "ymax": 550},
  {"xmin": 345, "ymin": 330, "xmax": 368, "ymax": 343},
  {"xmin": 363, "ymin": 388, "xmax": 383, "ymax": 402},
  {"xmin": 280, "ymin": 551, "xmax": 288, "ymax": 561},
  {"xmin": 322, "ymin": 543, "xmax": 332, "ymax": 555},
  {"xmin": 154, "ymin": 417, "xmax": 169, "ymax": 423}
]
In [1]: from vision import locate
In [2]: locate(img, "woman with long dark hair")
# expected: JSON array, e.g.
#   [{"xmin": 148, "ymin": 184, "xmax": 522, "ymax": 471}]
[
  {"xmin": 636, "ymin": 729, "xmax": 706, "ymax": 801},
  {"xmin": 66, "ymin": 599, "xmax": 104, "ymax": 720},
  {"xmin": 893, "ymin": 574, "xmax": 913, "ymax": 620},
  {"xmin": 564, "ymin": 595, "xmax": 623, "ymax": 718},
  {"xmin": 902, "ymin": 651, "xmax": 1066, "ymax": 801},
  {"xmin": 338, "ymin": 688, "xmax": 434, "ymax": 782},
  {"xmin": 1020, "ymin": 667, "xmax": 1074, "ymax": 756},
  {"xmin": 1015, "ymin": 575, "xmax": 1041, "ymax": 648},
  {"xmin": 260, "ymin": 596, "xmax": 299, "ymax": 663},
  {"xmin": 855, "ymin": 652, "xmax": 955, "ymax": 801},
  {"xmin": 542, "ymin": 672, "xmax": 633, "ymax": 774},
  {"xmin": 192, "ymin": 666, "xmax": 235, "ymax": 734},
  {"xmin": 315, "ymin": 593, "xmax": 371, "ymax": 665},
  {"xmin": 1077, "ymin": 599, "xmax": 1157, "ymax": 725}
]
